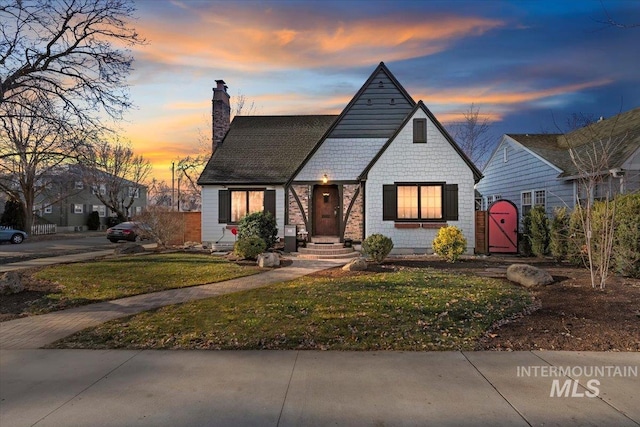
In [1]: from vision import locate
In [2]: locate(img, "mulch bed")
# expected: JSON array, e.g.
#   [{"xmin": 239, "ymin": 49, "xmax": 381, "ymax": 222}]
[{"xmin": 3, "ymin": 255, "xmax": 639, "ymax": 351}]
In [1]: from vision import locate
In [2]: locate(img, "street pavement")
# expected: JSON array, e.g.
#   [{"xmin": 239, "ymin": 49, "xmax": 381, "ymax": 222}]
[{"xmin": 1, "ymin": 349, "xmax": 638, "ymax": 426}]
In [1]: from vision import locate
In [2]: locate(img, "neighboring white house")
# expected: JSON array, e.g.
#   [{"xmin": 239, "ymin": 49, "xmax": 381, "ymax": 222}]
[{"xmin": 198, "ymin": 63, "xmax": 482, "ymax": 253}]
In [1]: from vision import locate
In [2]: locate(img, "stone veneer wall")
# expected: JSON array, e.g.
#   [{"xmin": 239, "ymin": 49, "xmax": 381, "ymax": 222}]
[
  {"xmin": 343, "ymin": 184, "xmax": 363, "ymax": 241},
  {"xmin": 288, "ymin": 185, "xmax": 310, "ymax": 232}
]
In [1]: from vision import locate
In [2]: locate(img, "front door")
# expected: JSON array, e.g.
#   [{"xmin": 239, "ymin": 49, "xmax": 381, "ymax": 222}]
[
  {"xmin": 488, "ymin": 199, "xmax": 519, "ymax": 254},
  {"xmin": 313, "ymin": 185, "xmax": 339, "ymax": 236}
]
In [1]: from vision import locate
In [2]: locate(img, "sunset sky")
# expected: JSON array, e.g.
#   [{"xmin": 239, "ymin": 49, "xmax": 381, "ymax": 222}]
[{"xmin": 123, "ymin": 0, "xmax": 640, "ymax": 183}]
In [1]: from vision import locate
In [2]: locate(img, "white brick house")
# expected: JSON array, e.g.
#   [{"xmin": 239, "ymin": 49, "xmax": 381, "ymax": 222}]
[{"xmin": 198, "ymin": 63, "xmax": 482, "ymax": 253}]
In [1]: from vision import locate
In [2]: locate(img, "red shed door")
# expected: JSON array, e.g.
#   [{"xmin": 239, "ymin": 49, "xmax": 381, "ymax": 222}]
[{"xmin": 488, "ymin": 200, "xmax": 518, "ymax": 254}]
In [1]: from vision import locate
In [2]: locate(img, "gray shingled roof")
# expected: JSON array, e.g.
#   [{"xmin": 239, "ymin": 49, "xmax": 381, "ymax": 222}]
[
  {"xmin": 508, "ymin": 107, "xmax": 640, "ymax": 178},
  {"xmin": 197, "ymin": 115, "xmax": 337, "ymax": 185}
]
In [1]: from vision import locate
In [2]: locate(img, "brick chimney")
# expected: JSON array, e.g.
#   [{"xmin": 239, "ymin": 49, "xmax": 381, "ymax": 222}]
[{"xmin": 212, "ymin": 80, "xmax": 230, "ymax": 153}]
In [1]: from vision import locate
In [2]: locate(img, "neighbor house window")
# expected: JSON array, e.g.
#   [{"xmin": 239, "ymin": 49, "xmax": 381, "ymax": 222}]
[
  {"xmin": 521, "ymin": 190, "xmax": 545, "ymax": 219},
  {"xmin": 135, "ymin": 206, "xmax": 142, "ymax": 215},
  {"xmin": 44, "ymin": 205, "xmax": 52, "ymax": 214},
  {"xmin": 92, "ymin": 184, "xmax": 107, "ymax": 195},
  {"xmin": 74, "ymin": 204, "xmax": 84, "ymax": 214},
  {"xmin": 75, "ymin": 181, "xmax": 84, "ymax": 190},
  {"xmin": 219, "ymin": 189, "xmax": 276, "ymax": 224},
  {"xmin": 129, "ymin": 187, "xmax": 140, "ymax": 198},
  {"xmin": 383, "ymin": 183, "xmax": 457, "ymax": 222},
  {"xmin": 413, "ymin": 119, "xmax": 427, "ymax": 143},
  {"xmin": 92, "ymin": 205, "xmax": 106, "ymax": 217}
]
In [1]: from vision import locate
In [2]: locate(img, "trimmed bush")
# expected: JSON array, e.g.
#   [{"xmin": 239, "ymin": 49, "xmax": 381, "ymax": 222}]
[
  {"xmin": 87, "ymin": 211, "xmax": 101, "ymax": 230},
  {"xmin": 362, "ymin": 234, "xmax": 394, "ymax": 263},
  {"xmin": 237, "ymin": 211, "xmax": 278, "ymax": 249},
  {"xmin": 433, "ymin": 226, "xmax": 467, "ymax": 263},
  {"xmin": 529, "ymin": 205, "xmax": 549, "ymax": 257},
  {"xmin": 234, "ymin": 236, "xmax": 266, "ymax": 260},
  {"xmin": 612, "ymin": 193, "xmax": 640, "ymax": 278},
  {"xmin": 549, "ymin": 207, "xmax": 569, "ymax": 261}
]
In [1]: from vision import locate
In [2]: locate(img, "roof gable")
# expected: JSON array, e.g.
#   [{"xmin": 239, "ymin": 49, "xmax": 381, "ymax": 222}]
[
  {"xmin": 197, "ymin": 115, "xmax": 337, "ymax": 185},
  {"xmin": 360, "ymin": 101, "xmax": 483, "ymax": 182},
  {"xmin": 328, "ymin": 62, "xmax": 416, "ymax": 139}
]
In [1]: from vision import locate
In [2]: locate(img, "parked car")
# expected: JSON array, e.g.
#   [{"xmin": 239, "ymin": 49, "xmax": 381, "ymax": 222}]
[
  {"xmin": 106, "ymin": 222, "xmax": 151, "ymax": 243},
  {"xmin": 0, "ymin": 226, "xmax": 28, "ymax": 244}
]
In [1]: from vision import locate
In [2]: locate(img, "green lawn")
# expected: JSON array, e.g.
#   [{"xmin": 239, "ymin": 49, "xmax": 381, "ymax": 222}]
[
  {"xmin": 28, "ymin": 253, "xmax": 260, "ymax": 314},
  {"xmin": 52, "ymin": 268, "xmax": 533, "ymax": 351}
]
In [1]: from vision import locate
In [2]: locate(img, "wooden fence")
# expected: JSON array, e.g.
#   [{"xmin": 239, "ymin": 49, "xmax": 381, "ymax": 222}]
[{"xmin": 475, "ymin": 211, "xmax": 488, "ymax": 254}]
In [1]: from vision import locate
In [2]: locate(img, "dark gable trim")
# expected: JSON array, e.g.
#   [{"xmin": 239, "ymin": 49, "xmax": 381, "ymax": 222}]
[
  {"xmin": 286, "ymin": 62, "xmax": 416, "ymax": 188},
  {"xmin": 359, "ymin": 101, "xmax": 483, "ymax": 183},
  {"xmin": 289, "ymin": 180, "xmax": 360, "ymax": 185}
]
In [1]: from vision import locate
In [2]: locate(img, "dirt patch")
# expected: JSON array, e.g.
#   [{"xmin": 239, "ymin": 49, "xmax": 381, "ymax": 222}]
[
  {"xmin": 308, "ymin": 255, "xmax": 640, "ymax": 352},
  {"xmin": 0, "ymin": 269, "xmax": 61, "ymax": 322}
]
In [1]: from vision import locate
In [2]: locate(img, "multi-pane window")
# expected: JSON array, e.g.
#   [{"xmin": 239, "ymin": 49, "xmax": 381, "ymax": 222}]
[
  {"xmin": 129, "ymin": 187, "xmax": 140, "ymax": 198},
  {"xmin": 92, "ymin": 184, "xmax": 106, "ymax": 195},
  {"xmin": 521, "ymin": 190, "xmax": 545, "ymax": 219},
  {"xmin": 231, "ymin": 190, "xmax": 264, "ymax": 223},
  {"xmin": 74, "ymin": 204, "xmax": 84, "ymax": 214},
  {"xmin": 75, "ymin": 181, "xmax": 84, "ymax": 190},
  {"xmin": 397, "ymin": 184, "xmax": 442, "ymax": 220},
  {"xmin": 92, "ymin": 205, "xmax": 106, "ymax": 217},
  {"xmin": 135, "ymin": 206, "xmax": 142, "ymax": 215}
]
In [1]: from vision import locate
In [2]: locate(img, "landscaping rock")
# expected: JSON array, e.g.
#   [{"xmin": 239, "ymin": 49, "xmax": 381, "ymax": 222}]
[
  {"xmin": 257, "ymin": 252, "xmax": 280, "ymax": 268},
  {"xmin": 0, "ymin": 272, "xmax": 24, "ymax": 295},
  {"xmin": 506, "ymin": 264, "xmax": 554, "ymax": 288},
  {"xmin": 114, "ymin": 243, "xmax": 146, "ymax": 255},
  {"xmin": 342, "ymin": 257, "xmax": 368, "ymax": 271}
]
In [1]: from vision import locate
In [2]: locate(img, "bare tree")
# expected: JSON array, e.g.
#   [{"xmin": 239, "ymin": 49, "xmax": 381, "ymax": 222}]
[
  {"xmin": 0, "ymin": 93, "xmax": 90, "ymax": 231},
  {"xmin": 147, "ymin": 178, "xmax": 172, "ymax": 207},
  {"xmin": 562, "ymin": 114, "xmax": 627, "ymax": 289},
  {"xmin": 135, "ymin": 206, "xmax": 185, "ymax": 248},
  {"xmin": 450, "ymin": 103, "xmax": 494, "ymax": 169},
  {"xmin": 81, "ymin": 140, "xmax": 151, "ymax": 221},
  {"xmin": 0, "ymin": 0, "xmax": 144, "ymax": 125}
]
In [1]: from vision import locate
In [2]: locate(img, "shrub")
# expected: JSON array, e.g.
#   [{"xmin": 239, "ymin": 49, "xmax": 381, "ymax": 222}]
[
  {"xmin": 519, "ymin": 211, "xmax": 532, "ymax": 257},
  {"xmin": 612, "ymin": 193, "xmax": 640, "ymax": 278},
  {"xmin": 87, "ymin": 211, "xmax": 101, "ymax": 230},
  {"xmin": 432, "ymin": 226, "xmax": 467, "ymax": 263},
  {"xmin": 237, "ymin": 211, "xmax": 278, "ymax": 249},
  {"xmin": 567, "ymin": 206, "xmax": 585, "ymax": 265},
  {"xmin": 362, "ymin": 234, "xmax": 394, "ymax": 263},
  {"xmin": 135, "ymin": 207, "xmax": 185, "ymax": 248},
  {"xmin": 529, "ymin": 205, "xmax": 549, "ymax": 257},
  {"xmin": 549, "ymin": 207, "xmax": 569, "ymax": 261},
  {"xmin": 234, "ymin": 236, "xmax": 266, "ymax": 260}
]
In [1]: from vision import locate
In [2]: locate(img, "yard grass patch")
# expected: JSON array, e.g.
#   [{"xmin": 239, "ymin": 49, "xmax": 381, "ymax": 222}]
[
  {"xmin": 28, "ymin": 253, "xmax": 260, "ymax": 313},
  {"xmin": 52, "ymin": 268, "xmax": 533, "ymax": 351}
]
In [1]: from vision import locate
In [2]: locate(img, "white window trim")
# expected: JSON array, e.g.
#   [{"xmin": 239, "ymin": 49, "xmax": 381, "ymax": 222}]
[
  {"xmin": 74, "ymin": 204, "xmax": 84, "ymax": 214},
  {"xmin": 44, "ymin": 205, "xmax": 52, "ymax": 214}
]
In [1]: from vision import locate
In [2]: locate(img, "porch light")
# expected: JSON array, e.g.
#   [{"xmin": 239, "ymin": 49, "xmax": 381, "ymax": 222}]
[{"xmin": 322, "ymin": 174, "xmax": 328, "ymax": 184}]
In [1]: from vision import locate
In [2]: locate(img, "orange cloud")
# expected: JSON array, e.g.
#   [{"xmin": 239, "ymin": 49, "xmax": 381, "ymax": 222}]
[
  {"xmin": 415, "ymin": 78, "xmax": 613, "ymax": 106},
  {"xmin": 134, "ymin": 5, "xmax": 505, "ymax": 71}
]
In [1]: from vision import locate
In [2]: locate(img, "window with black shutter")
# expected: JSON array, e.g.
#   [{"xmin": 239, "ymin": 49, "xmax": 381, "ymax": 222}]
[
  {"xmin": 382, "ymin": 183, "xmax": 458, "ymax": 221},
  {"xmin": 413, "ymin": 118, "xmax": 427, "ymax": 143},
  {"xmin": 219, "ymin": 188, "xmax": 275, "ymax": 224}
]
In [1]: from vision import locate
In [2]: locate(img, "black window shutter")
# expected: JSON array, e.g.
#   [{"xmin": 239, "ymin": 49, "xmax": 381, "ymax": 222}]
[
  {"xmin": 218, "ymin": 190, "xmax": 229, "ymax": 223},
  {"xmin": 413, "ymin": 119, "xmax": 426, "ymax": 143},
  {"xmin": 444, "ymin": 184, "xmax": 458, "ymax": 221},
  {"xmin": 264, "ymin": 190, "xmax": 276, "ymax": 218},
  {"xmin": 382, "ymin": 185, "xmax": 397, "ymax": 220}
]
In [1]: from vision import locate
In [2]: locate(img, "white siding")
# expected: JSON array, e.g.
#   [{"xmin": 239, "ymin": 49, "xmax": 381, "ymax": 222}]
[
  {"xmin": 365, "ymin": 109, "xmax": 476, "ymax": 253},
  {"xmin": 201, "ymin": 185, "xmax": 285, "ymax": 249},
  {"xmin": 294, "ymin": 138, "xmax": 387, "ymax": 181}
]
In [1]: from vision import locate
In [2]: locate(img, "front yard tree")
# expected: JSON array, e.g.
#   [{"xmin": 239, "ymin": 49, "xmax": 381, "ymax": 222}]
[
  {"xmin": 0, "ymin": 0, "xmax": 144, "ymax": 125},
  {"xmin": 82, "ymin": 140, "xmax": 151, "ymax": 221}
]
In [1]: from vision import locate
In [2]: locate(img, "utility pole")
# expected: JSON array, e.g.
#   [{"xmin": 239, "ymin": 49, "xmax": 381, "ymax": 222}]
[{"xmin": 171, "ymin": 162, "xmax": 175, "ymax": 211}]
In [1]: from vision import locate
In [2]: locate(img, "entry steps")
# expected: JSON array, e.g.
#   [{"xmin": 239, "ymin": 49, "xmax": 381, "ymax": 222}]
[{"xmin": 296, "ymin": 242, "xmax": 360, "ymax": 259}]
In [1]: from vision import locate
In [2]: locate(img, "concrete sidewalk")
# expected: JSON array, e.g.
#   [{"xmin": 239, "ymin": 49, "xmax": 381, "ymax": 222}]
[
  {"xmin": 1, "ymin": 349, "xmax": 638, "ymax": 426},
  {"xmin": 0, "ymin": 258, "xmax": 345, "ymax": 349}
]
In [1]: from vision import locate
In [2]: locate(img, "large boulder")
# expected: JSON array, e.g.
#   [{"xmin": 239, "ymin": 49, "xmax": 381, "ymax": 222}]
[
  {"xmin": 114, "ymin": 243, "xmax": 146, "ymax": 255},
  {"xmin": 0, "ymin": 271, "xmax": 24, "ymax": 295},
  {"xmin": 507, "ymin": 264, "xmax": 554, "ymax": 288},
  {"xmin": 342, "ymin": 257, "xmax": 368, "ymax": 272},
  {"xmin": 257, "ymin": 252, "xmax": 280, "ymax": 268}
]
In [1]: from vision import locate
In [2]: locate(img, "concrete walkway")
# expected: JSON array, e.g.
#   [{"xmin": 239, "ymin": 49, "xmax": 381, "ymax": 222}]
[
  {"xmin": 0, "ymin": 258, "xmax": 346, "ymax": 349},
  {"xmin": 1, "ymin": 349, "xmax": 638, "ymax": 426}
]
